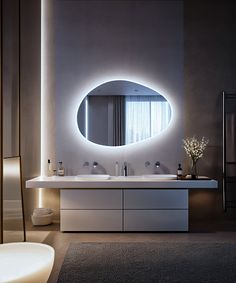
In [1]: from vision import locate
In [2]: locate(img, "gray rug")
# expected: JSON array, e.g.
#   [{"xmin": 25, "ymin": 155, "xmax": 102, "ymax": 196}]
[{"xmin": 57, "ymin": 242, "xmax": 236, "ymax": 283}]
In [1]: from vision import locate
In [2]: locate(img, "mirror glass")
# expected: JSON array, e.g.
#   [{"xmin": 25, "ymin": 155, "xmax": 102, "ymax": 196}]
[
  {"xmin": 3, "ymin": 157, "xmax": 25, "ymax": 243},
  {"xmin": 1, "ymin": 0, "xmax": 25, "ymax": 243},
  {"xmin": 2, "ymin": 0, "xmax": 20, "ymax": 157},
  {"xmin": 77, "ymin": 80, "xmax": 172, "ymax": 146}
]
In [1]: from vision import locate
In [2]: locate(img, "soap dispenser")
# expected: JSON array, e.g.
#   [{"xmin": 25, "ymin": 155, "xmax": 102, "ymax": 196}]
[
  {"xmin": 123, "ymin": 162, "xmax": 128, "ymax": 177},
  {"xmin": 115, "ymin": 162, "xmax": 119, "ymax": 176},
  {"xmin": 177, "ymin": 163, "xmax": 183, "ymax": 179},
  {"xmin": 47, "ymin": 159, "xmax": 53, "ymax": 177},
  {"xmin": 57, "ymin": 161, "xmax": 65, "ymax": 176}
]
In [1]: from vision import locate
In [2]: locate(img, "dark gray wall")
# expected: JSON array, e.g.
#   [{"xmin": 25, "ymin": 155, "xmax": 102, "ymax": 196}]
[
  {"xmin": 55, "ymin": 0, "xmax": 184, "ymax": 176},
  {"xmin": 54, "ymin": 0, "xmax": 236, "ymax": 224},
  {"xmin": 2, "ymin": 0, "xmax": 236, "ymax": 225},
  {"xmin": 184, "ymin": 1, "xmax": 236, "ymax": 222}
]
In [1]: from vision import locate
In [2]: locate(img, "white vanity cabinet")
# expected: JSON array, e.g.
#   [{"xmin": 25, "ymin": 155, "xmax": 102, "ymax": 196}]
[
  {"xmin": 124, "ymin": 189, "xmax": 188, "ymax": 231},
  {"xmin": 60, "ymin": 189, "xmax": 188, "ymax": 232},
  {"xmin": 60, "ymin": 190, "xmax": 122, "ymax": 231},
  {"xmin": 26, "ymin": 176, "xmax": 217, "ymax": 232}
]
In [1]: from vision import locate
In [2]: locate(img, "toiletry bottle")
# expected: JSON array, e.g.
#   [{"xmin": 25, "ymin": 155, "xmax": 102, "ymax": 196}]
[
  {"xmin": 123, "ymin": 162, "xmax": 128, "ymax": 177},
  {"xmin": 115, "ymin": 161, "xmax": 119, "ymax": 177},
  {"xmin": 177, "ymin": 163, "xmax": 183, "ymax": 179},
  {"xmin": 47, "ymin": 159, "xmax": 53, "ymax": 177},
  {"xmin": 58, "ymin": 161, "xmax": 65, "ymax": 176}
]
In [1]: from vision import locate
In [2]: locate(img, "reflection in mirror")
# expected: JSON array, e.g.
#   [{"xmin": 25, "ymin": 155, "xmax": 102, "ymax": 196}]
[
  {"xmin": 2, "ymin": 0, "xmax": 20, "ymax": 157},
  {"xmin": 3, "ymin": 157, "xmax": 25, "ymax": 243},
  {"xmin": 1, "ymin": 0, "xmax": 22, "ymax": 243},
  {"xmin": 77, "ymin": 80, "xmax": 172, "ymax": 146}
]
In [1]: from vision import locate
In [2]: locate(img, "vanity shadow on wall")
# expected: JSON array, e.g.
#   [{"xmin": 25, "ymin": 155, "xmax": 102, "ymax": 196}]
[{"xmin": 77, "ymin": 80, "xmax": 172, "ymax": 146}]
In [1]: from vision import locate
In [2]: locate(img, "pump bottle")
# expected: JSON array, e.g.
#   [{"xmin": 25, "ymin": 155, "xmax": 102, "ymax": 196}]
[
  {"xmin": 47, "ymin": 159, "xmax": 53, "ymax": 177},
  {"xmin": 58, "ymin": 161, "xmax": 65, "ymax": 176},
  {"xmin": 177, "ymin": 163, "xmax": 183, "ymax": 179}
]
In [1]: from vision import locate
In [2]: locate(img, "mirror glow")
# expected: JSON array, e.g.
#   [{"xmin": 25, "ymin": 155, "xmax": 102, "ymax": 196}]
[{"xmin": 77, "ymin": 80, "xmax": 172, "ymax": 146}]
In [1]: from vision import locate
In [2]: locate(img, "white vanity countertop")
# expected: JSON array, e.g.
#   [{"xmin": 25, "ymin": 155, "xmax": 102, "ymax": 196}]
[{"xmin": 26, "ymin": 176, "xmax": 218, "ymax": 189}]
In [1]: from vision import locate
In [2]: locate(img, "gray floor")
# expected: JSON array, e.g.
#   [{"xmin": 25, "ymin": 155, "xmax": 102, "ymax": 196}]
[{"xmin": 26, "ymin": 220, "xmax": 236, "ymax": 283}]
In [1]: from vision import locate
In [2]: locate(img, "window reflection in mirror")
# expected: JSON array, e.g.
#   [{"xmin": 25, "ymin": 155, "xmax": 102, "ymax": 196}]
[
  {"xmin": 77, "ymin": 81, "xmax": 172, "ymax": 146},
  {"xmin": 125, "ymin": 96, "xmax": 171, "ymax": 145}
]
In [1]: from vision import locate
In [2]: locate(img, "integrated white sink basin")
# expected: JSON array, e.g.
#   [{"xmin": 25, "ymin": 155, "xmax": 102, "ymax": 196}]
[
  {"xmin": 75, "ymin": 175, "xmax": 177, "ymax": 181},
  {"xmin": 110, "ymin": 175, "xmax": 177, "ymax": 180},
  {"xmin": 77, "ymin": 174, "xmax": 110, "ymax": 180},
  {"xmin": 142, "ymin": 174, "xmax": 177, "ymax": 180},
  {"xmin": 110, "ymin": 176, "xmax": 142, "ymax": 179}
]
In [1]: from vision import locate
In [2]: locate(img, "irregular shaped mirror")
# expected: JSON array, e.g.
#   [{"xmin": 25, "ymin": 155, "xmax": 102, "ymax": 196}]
[{"xmin": 77, "ymin": 80, "xmax": 172, "ymax": 146}]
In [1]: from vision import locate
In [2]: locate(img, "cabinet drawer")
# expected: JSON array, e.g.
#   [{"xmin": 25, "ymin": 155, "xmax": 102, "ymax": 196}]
[
  {"xmin": 60, "ymin": 210, "xmax": 122, "ymax": 231},
  {"xmin": 124, "ymin": 210, "xmax": 188, "ymax": 231},
  {"xmin": 124, "ymin": 189, "xmax": 188, "ymax": 209},
  {"xmin": 61, "ymin": 189, "xmax": 122, "ymax": 209}
]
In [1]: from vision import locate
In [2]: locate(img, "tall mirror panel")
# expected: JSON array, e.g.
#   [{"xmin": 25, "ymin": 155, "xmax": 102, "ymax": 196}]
[
  {"xmin": 1, "ymin": 0, "xmax": 25, "ymax": 243},
  {"xmin": 3, "ymin": 157, "xmax": 25, "ymax": 242}
]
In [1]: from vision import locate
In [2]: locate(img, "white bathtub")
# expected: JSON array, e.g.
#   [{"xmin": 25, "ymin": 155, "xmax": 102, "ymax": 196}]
[{"xmin": 0, "ymin": 242, "xmax": 55, "ymax": 283}]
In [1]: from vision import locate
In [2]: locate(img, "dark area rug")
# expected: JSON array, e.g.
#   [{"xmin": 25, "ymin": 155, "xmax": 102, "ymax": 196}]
[{"xmin": 57, "ymin": 242, "xmax": 236, "ymax": 283}]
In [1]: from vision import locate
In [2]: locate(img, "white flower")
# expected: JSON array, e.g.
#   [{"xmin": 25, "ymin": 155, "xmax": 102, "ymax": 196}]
[{"xmin": 183, "ymin": 136, "xmax": 209, "ymax": 162}]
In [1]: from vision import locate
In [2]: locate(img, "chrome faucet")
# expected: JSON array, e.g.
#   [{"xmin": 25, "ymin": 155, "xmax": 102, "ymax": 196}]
[
  {"xmin": 155, "ymin": 161, "xmax": 160, "ymax": 168},
  {"xmin": 83, "ymin": 161, "xmax": 98, "ymax": 168},
  {"xmin": 93, "ymin": 161, "xmax": 98, "ymax": 168}
]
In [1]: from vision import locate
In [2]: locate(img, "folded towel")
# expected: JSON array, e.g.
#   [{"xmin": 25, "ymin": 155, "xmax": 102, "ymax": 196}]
[{"xmin": 33, "ymin": 208, "xmax": 53, "ymax": 216}]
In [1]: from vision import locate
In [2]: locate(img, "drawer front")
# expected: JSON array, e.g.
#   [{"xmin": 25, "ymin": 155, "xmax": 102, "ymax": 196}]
[
  {"xmin": 124, "ymin": 210, "xmax": 188, "ymax": 231},
  {"xmin": 60, "ymin": 210, "xmax": 122, "ymax": 231},
  {"xmin": 124, "ymin": 189, "xmax": 188, "ymax": 209},
  {"xmin": 61, "ymin": 189, "xmax": 122, "ymax": 209}
]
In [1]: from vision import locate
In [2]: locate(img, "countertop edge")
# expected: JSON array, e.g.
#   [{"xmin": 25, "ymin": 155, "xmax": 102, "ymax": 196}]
[{"xmin": 25, "ymin": 177, "xmax": 218, "ymax": 189}]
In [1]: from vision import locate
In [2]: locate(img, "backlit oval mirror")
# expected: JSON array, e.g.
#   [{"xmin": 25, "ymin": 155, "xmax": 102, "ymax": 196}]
[{"xmin": 77, "ymin": 80, "xmax": 172, "ymax": 146}]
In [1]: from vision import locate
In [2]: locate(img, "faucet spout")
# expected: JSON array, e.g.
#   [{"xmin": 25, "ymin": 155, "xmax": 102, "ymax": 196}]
[
  {"xmin": 93, "ymin": 161, "xmax": 98, "ymax": 168},
  {"xmin": 155, "ymin": 161, "xmax": 160, "ymax": 168}
]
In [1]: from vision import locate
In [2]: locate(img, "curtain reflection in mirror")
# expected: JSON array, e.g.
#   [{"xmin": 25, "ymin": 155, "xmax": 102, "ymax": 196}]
[
  {"xmin": 113, "ymin": 96, "xmax": 125, "ymax": 146},
  {"xmin": 125, "ymin": 96, "xmax": 171, "ymax": 144}
]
